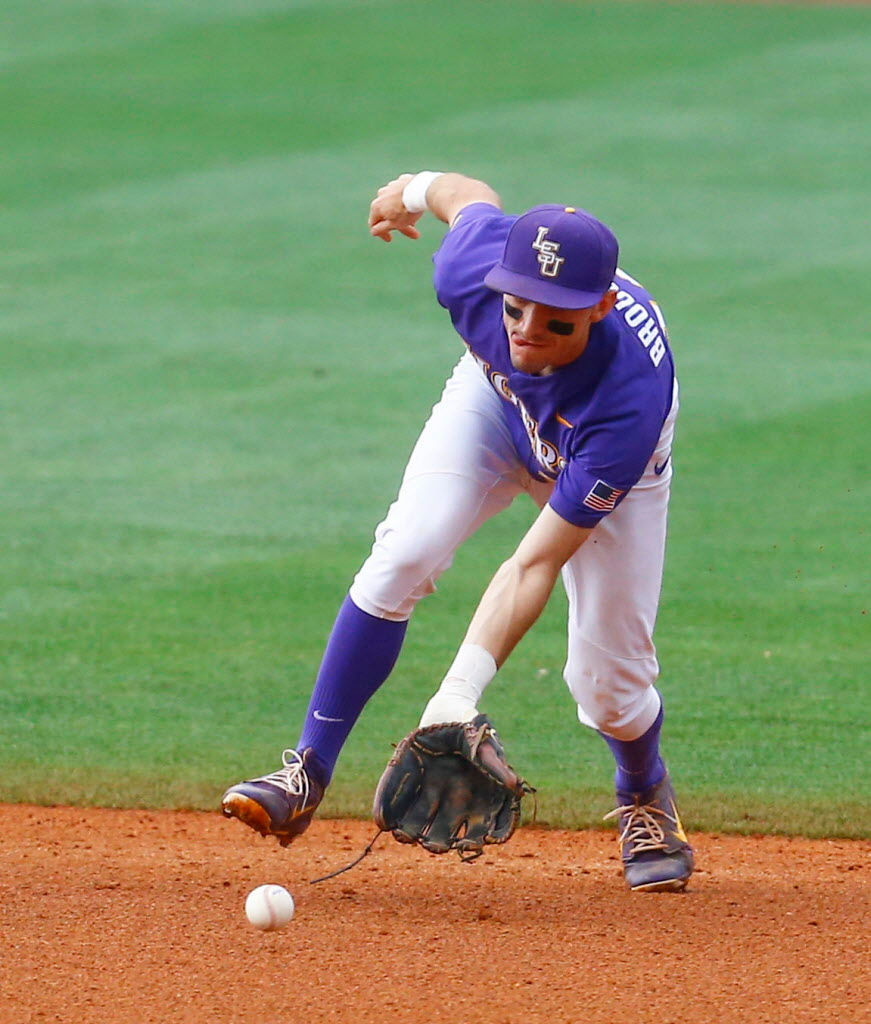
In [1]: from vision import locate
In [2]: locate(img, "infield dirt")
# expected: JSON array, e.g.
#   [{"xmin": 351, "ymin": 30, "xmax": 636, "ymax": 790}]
[{"xmin": 1, "ymin": 806, "xmax": 868, "ymax": 1023}]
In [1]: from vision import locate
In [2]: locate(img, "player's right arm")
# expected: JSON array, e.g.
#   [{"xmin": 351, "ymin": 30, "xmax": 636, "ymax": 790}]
[
  {"xmin": 426, "ymin": 173, "xmax": 501, "ymax": 226},
  {"xmin": 368, "ymin": 172, "xmax": 501, "ymax": 242}
]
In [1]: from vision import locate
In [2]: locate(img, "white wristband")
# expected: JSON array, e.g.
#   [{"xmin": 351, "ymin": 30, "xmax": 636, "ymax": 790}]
[
  {"xmin": 443, "ymin": 643, "xmax": 497, "ymax": 696},
  {"xmin": 418, "ymin": 643, "xmax": 498, "ymax": 726},
  {"xmin": 401, "ymin": 171, "xmax": 444, "ymax": 214}
]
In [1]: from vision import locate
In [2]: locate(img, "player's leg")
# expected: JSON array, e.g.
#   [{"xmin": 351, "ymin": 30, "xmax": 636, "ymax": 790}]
[
  {"xmin": 221, "ymin": 353, "xmax": 527, "ymax": 843},
  {"xmin": 559, "ymin": 477, "xmax": 669, "ymax": 768},
  {"xmin": 293, "ymin": 467, "xmax": 520, "ymax": 782},
  {"xmin": 557, "ymin": 386, "xmax": 691, "ymax": 890}
]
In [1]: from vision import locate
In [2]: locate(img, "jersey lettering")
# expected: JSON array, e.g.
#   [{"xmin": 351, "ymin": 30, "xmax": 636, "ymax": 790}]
[
  {"xmin": 649, "ymin": 336, "xmax": 666, "ymax": 366},
  {"xmin": 637, "ymin": 316, "xmax": 660, "ymax": 347},
  {"xmin": 614, "ymin": 290, "xmax": 669, "ymax": 368},
  {"xmin": 490, "ymin": 370, "xmax": 566, "ymax": 477},
  {"xmin": 468, "ymin": 348, "xmax": 566, "ymax": 477},
  {"xmin": 624, "ymin": 303, "xmax": 648, "ymax": 328}
]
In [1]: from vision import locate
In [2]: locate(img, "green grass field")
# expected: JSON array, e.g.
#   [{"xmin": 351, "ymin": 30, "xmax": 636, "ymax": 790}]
[{"xmin": 2, "ymin": 0, "xmax": 868, "ymax": 838}]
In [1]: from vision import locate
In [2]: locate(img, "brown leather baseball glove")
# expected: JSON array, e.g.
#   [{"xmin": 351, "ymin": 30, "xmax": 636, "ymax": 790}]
[{"xmin": 372, "ymin": 714, "xmax": 533, "ymax": 859}]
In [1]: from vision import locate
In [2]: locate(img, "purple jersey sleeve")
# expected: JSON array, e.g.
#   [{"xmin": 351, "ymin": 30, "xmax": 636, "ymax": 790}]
[
  {"xmin": 432, "ymin": 202, "xmax": 511, "ymax": 321},
  {"xmin": 548, "ymin": 410, "xmax": 663, "ymax": 528}
]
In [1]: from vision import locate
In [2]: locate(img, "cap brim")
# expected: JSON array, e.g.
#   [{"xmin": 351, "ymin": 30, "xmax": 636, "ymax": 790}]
[{"xmin": 484, "ymin": 264, "xmax": 607, "ymax": 310}]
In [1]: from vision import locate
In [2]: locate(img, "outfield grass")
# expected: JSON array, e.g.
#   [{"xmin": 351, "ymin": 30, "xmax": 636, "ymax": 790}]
[{"xmin": 1, "ymin": 1, "xmax": 869, "ymax": 837}]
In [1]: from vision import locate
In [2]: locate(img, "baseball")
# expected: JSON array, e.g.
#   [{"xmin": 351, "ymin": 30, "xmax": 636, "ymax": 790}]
[{"xmin": 244, "ymin": 884, "xmax": 295, "ymax": 930}]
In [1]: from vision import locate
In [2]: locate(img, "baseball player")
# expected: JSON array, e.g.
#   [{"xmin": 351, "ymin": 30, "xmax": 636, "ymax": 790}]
[{"xmin": 222, "ymin": 171, "xmax": 693, "ymax": 892}]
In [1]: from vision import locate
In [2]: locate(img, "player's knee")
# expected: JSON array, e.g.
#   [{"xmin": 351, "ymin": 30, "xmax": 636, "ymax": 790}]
[
  {"xmin": 351, "ymin": 530, "xmax": 453, "ymax": 619},
  {"xmin": 379, "ymin": 534, "xmax": 453, "ymax": 593},
  {"xmin": 350, "ymin": 573, "xmax": 438, "ymax": 621},
  {"xmin": 574, "ymin": 690, "xmax": 644, "ymax": 737},
  {"xmin": 373, "ymin": 514, "xmax": 459, "ymax": 583},
  {"xmin": 563, "ymin": 646, "xmax": 659, "ymax": 738},
  {"xmin": 388, "ymin": 539, "xmax": 442, "ymax": 581}
]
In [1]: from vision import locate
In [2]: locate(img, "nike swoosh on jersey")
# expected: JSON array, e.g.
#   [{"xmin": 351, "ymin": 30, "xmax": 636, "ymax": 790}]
[
  {"xmin": 312, "ymin": 710, "xmax": 344, "ymax": 723},
  {"xmin": 654, "ymin": 455, "xmax": 671, "ymax": 475}
]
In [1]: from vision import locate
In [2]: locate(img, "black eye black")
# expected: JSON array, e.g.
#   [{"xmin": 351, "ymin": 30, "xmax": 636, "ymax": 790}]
[
  {"xmin": 547, "ymin": 320, "xmax": 574, "ymax": 336},
  {"xmin": 503, "ymin": 300, "xmax": 522, "ymax": 320}
]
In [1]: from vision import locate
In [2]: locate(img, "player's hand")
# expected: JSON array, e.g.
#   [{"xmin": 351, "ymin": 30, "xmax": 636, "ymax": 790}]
[{"xmin": 368, "ymin": 174, "xmax": 424, "ymax": 243}]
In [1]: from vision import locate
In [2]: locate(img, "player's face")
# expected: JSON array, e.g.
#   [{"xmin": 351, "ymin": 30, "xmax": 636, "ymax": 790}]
[{"xmin": 501, "ymin": 292, "xmax": 616, "ymax": 375}]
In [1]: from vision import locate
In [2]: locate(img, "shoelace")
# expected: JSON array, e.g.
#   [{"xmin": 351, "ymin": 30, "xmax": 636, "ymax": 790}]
[
  {"xmin": 604, "ymin": 800, "xmax": 676, "ymax": 854},
  {"xmin": 259, "ymin": 749, "xmax": 311, "ymax": 804}
]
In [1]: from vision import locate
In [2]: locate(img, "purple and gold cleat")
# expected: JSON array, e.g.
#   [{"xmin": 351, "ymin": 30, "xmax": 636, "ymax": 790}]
[
  {"xmin": 221, "ymin": 748, "xmax": 325, "ymax": 848},
  {"xmin": 605, "ymin": 773, "xmax": 694, "ymax": 892}
]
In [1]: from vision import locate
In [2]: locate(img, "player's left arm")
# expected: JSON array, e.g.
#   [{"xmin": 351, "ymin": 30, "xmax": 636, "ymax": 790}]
[{"xmin": 462, "ymin": 504, "xmax": 593, "ymax": 667}]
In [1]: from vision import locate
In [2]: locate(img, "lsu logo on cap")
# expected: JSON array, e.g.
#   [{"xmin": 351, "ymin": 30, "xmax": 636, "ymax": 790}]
[{"xmin": 532, "ymin": 226, "xmax": 564, "ymax": 279}]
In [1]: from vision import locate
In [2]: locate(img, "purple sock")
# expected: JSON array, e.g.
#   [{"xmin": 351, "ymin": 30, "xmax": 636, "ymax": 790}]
[
  {"xmin": 601, "ymin": 703, "xmax": 666, "ymax": 797},
  {"xmin": 297, "ymin": 595, "xmax": 407, "ymax": 786}
]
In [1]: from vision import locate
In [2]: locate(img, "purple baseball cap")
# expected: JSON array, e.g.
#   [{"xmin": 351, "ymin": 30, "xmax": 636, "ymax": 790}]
[{"xmin": 483, "ymin": 204, "xmax": 619, "ymax": 309}]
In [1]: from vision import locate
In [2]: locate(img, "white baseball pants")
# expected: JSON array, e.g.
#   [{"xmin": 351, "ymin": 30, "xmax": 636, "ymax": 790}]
[{"xmin": 349, "ymin": 352, "xmax": 678, "ymax": 741}]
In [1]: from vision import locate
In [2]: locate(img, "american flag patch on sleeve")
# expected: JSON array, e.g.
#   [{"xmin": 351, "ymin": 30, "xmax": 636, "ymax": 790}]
[{"xmin": 583, "ymin": 480, "xmax": 624, "ymax": 513}]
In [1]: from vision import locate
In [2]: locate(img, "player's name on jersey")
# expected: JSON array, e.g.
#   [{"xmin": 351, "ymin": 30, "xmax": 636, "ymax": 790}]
[{"xmin": 613, "ymin": 290, "xmax": 668, "ymax": 367}]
